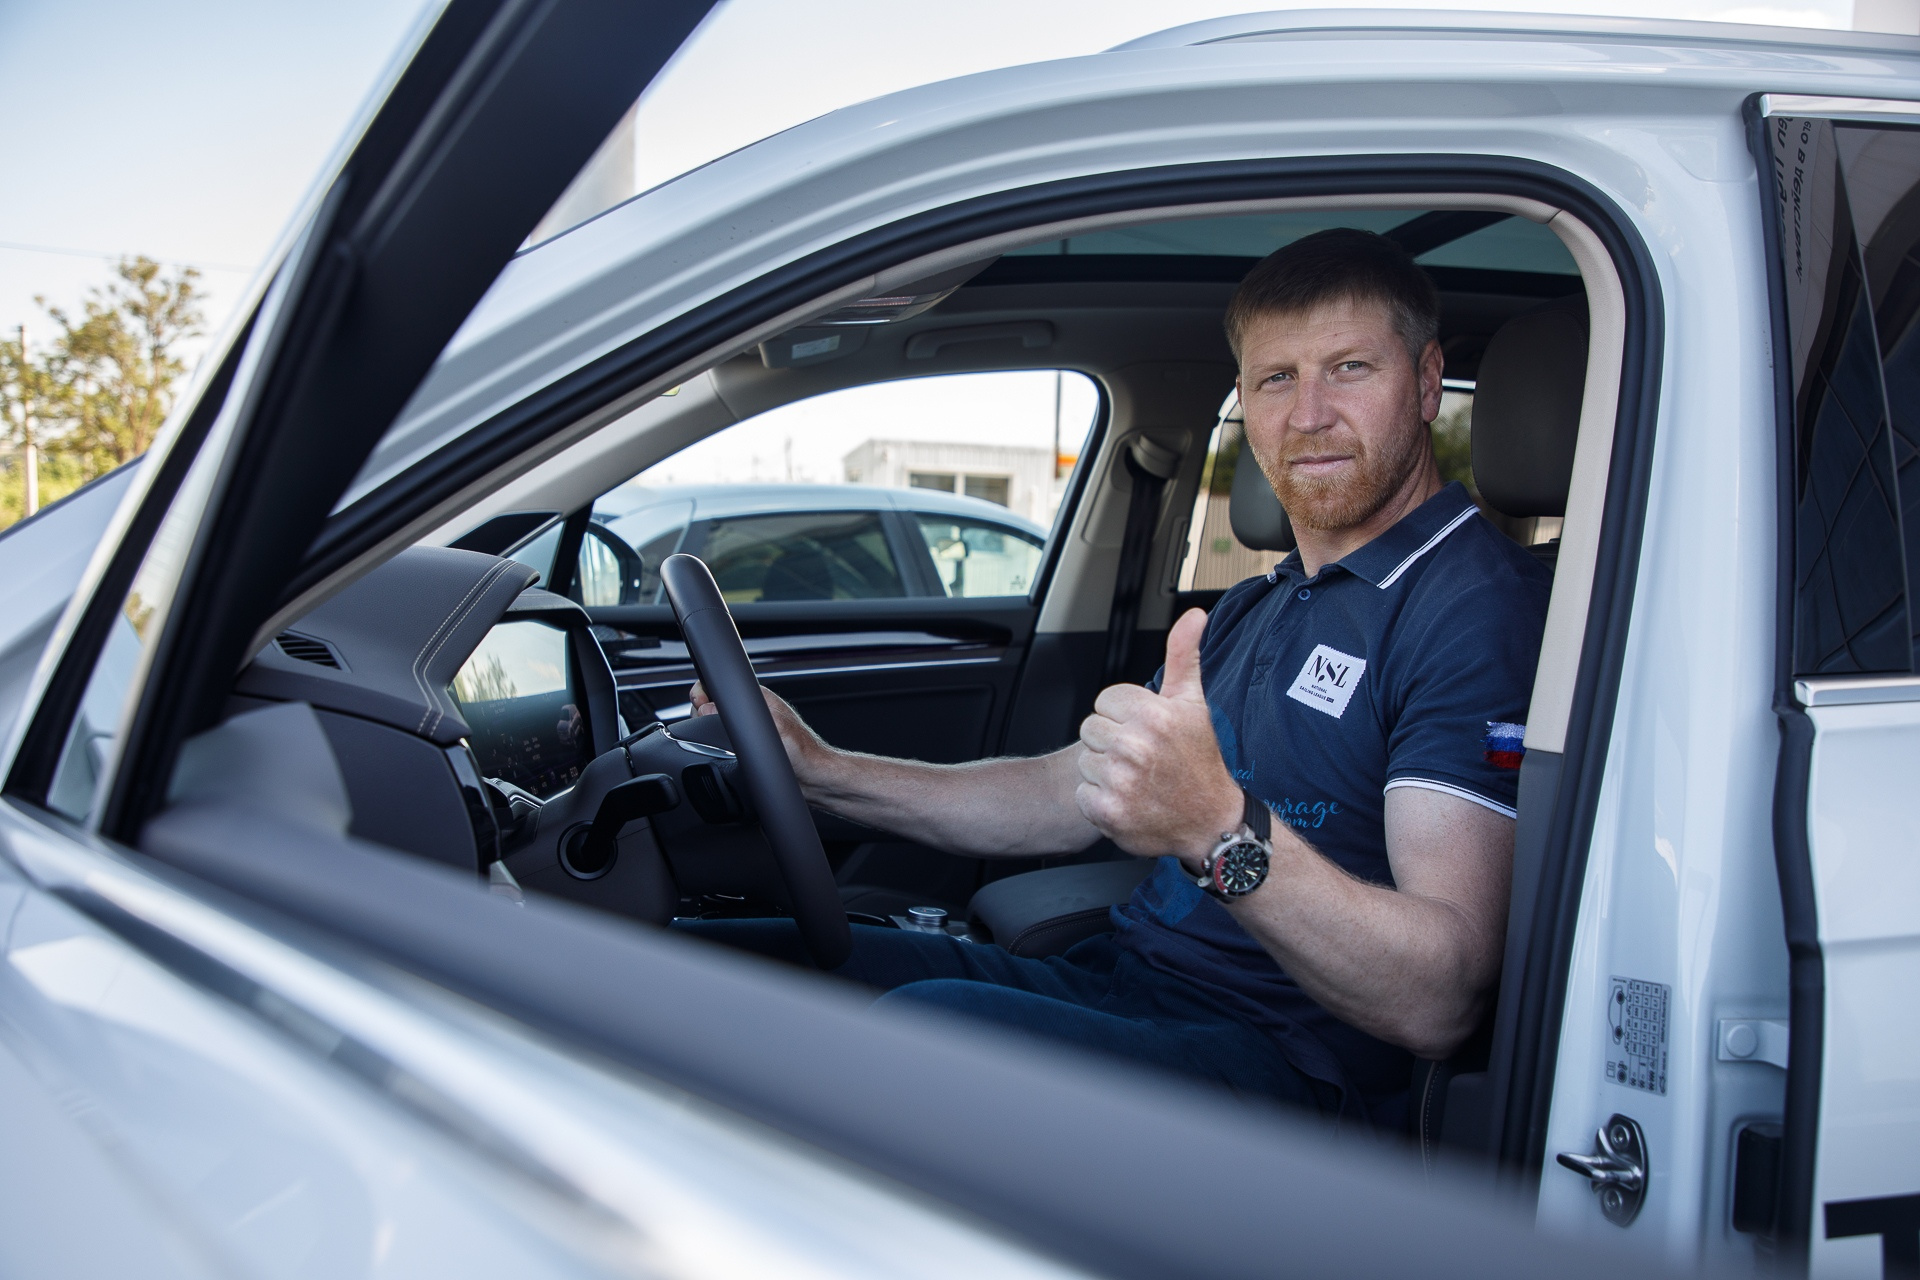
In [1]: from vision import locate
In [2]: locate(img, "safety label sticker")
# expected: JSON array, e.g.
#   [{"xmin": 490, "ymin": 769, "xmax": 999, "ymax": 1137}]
[{"xmin": 1606, "ymin": 976, "xmax": 1670, "ymax": 1095}]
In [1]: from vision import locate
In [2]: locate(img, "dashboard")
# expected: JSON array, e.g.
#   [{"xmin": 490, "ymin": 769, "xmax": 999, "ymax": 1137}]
[
  {"xmin": 233, "ymin": 547, "xmax": 623, "ymax": 871},
  {"xmin": 224, "ymin": 543, "xmax": 793, "ymax": 927}
]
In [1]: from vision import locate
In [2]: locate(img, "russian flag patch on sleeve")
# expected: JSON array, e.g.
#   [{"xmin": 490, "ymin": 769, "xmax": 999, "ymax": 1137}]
[{"xmin": 1484, "ymin": 721, "xmax": 1526, "ymax": 770}]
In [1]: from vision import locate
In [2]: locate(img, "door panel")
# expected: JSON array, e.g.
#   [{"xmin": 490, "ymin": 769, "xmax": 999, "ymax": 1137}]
[
  {"xmin": 1799, "ymin": 693, "xmax": 1920, "ymax": 1278},
  {"xmin": 1765, "ymin": 108, "xmax": 1920, "ymax": 1274},
  {"xmin": 590, "ymin": 598, "xmax": 1032, "ymax": 761}
]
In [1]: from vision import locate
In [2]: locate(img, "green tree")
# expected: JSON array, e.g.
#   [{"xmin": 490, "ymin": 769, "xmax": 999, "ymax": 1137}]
[
  {"xmin": 0, "ymin": 326, "xmax": 78, "ymax": 526},
  {"xmin": 43, "ymin": 256, "xmax": 204, "ymax": 474}
]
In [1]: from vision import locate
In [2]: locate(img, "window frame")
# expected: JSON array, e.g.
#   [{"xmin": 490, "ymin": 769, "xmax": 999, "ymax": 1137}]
[{"xmin": 301, "ymin": 162, "xmax": 1659, "ymax": 1187}]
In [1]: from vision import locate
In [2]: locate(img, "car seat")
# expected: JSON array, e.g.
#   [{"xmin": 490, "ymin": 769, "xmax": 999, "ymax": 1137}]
[
  {"xmin": 957, "ymin": 292, "xmax": 1591, "ymax": 1156},
  {"xmin": 1471, "ymin": 292, "xmax": 1589, "ymax": 572},
  {"xmin": 760, "ymin": 545, "xmax": 836, "ymax": 600}
]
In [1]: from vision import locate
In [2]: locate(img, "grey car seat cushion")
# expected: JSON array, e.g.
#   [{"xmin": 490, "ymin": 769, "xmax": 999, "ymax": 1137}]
[
  {"xmin": 969, "ymin": 859, "xmax": 1155, "ymax": 958},
  {"xmin": 1229, "ymin": 445, "xmax": 1297, "ymax": 553}
]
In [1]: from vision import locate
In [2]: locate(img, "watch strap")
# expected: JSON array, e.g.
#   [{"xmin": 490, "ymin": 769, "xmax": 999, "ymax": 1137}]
[{"xmin": 1241, "ymin": 788, "xmax": 1270, "ymax": 841}]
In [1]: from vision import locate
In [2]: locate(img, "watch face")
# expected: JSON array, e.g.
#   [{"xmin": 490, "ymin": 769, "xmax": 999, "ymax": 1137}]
[{"xmin": 1214, "ymin": 840, "xmax": 1268, "ymax": 897}]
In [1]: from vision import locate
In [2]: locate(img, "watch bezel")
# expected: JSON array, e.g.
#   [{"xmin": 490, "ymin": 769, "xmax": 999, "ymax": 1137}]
[{"xmin": 1199, "ymin": 829, "xmax": 1270, "ymax": 899}]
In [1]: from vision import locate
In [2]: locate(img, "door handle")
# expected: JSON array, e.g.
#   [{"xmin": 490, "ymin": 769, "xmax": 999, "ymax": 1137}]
[{"xmin": 1557, "ymin": 1114, "xmax": 1648, "ymax": 1226}]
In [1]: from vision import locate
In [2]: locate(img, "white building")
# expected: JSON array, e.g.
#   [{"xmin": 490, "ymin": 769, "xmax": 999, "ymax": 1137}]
[{"xmin": 842, "ymin": 438, "xmax": 1060, "ymax": 525}]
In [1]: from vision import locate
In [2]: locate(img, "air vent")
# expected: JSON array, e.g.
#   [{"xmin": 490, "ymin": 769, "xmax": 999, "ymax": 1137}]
[{"xmin": 275, "ymin": 632, "xmax": 339, "ymax": 668}]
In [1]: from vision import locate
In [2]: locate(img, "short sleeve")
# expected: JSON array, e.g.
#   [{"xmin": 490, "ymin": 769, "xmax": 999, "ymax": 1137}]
[{"xmin": 1382, "ymin": 577, "xmax": 1548, "ymax": 818}]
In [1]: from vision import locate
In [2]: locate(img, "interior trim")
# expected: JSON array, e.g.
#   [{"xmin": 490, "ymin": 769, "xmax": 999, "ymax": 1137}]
[
  {"xmin": 616, "ymin": 654, "xmax": 1005, "ymax": 691},
  {"xmin": 1474, "ymin": 187, "xmax": 1663, "ymax": 1176},
  {"xmin": 861, "ymin": 193, "xmax": 1559, "ymax": 301},
  {"xmin": 1524, "ymin": 211, "xmax": 1628, "ymax": 756}
]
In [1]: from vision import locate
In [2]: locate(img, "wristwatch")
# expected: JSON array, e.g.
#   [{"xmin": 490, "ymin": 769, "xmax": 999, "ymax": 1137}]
[{"xmin": 1196, "ymin": 789, "xmax": 1272, "ymax": 901}]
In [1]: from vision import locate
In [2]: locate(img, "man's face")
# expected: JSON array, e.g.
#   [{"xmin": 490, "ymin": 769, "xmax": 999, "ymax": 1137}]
[{"xmin": 1236, "ymin": 296, "xmax": 1443, "ymax": 532}]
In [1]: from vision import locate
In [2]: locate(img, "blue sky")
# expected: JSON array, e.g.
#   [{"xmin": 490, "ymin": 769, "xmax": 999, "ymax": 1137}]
[
  {"xmin": 0, "ymin": 0, "xmax": 1857, "ymax": 362},
  {"xmin": 0, "ymin": 0, "xmax": 436, "ymax": 351}
]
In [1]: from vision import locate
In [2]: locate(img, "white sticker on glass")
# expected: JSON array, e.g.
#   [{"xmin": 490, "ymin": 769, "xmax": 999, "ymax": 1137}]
[{"xmin": 1286, "ymin": 644, "xmax": 1367, "ymax": 719}]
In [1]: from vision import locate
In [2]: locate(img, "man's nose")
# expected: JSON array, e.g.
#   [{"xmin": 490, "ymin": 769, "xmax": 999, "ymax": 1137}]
[{"xmin": 1288, "ymin": 371, "xmax": 1338, "ymax": 434}]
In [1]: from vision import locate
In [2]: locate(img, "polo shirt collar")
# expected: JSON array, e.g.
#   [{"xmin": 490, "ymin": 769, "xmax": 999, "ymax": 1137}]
[{"xmin": 1268, "ymin": 481, "xmax": 1480, "ymax": 589}]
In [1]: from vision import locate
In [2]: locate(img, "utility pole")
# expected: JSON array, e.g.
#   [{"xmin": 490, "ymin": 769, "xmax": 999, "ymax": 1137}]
[
  {"xmin": 1051, "ymin": 368, "xmax": 1064, "ymax": 480},
  {"xmin": 15, "ymin": 325, "xmax": 36, "ymax": 518}
]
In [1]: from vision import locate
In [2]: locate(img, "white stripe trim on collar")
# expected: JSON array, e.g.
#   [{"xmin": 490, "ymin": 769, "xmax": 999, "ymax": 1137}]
[
  {"xmin": 1384, "ymin": 776, "xmax": 1518, "ymax": 819},
  {"xmin": 1374, "ymin": 505, "xmax": 1479, "ymax": 589}
]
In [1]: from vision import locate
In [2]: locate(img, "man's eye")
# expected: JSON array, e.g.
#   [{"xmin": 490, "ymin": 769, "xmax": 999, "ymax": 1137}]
[{"xmin": 1338, "ymin": 361, "xmax": 1367, "ymax": 373}]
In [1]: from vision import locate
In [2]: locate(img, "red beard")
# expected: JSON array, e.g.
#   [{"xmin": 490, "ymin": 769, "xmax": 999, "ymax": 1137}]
[{"xmin": 1258, "ymin": 413, "xmax": 1431, "ymax": 532}]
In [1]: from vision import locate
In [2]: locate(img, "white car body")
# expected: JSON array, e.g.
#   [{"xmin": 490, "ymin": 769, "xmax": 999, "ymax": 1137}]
[{"xmin": 3, "ymin": 8, "xmax": 1918, "ymax": 1277}]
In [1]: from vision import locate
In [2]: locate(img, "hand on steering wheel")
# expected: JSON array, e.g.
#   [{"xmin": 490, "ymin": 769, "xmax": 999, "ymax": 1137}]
[{"xmin": 660, "ymin": 554, "xmax": 852, "ymax": 968}]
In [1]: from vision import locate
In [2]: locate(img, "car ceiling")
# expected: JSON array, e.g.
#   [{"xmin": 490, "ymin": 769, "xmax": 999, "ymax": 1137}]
[{"xmin": 437, "ymin": 208, "xmax": 1584, "ymax": 535}]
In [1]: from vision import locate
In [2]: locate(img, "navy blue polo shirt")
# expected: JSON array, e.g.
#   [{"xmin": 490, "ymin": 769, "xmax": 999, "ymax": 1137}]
[{"xmin": 1114, "ymin": 481, "xmax": 1551, "ymax": 1125}]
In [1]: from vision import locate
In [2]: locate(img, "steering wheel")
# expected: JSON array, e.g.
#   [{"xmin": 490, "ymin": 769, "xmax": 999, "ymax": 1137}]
[{"xmin": 659, "ymin": 553, "xmax": 853, "ymax": 968}]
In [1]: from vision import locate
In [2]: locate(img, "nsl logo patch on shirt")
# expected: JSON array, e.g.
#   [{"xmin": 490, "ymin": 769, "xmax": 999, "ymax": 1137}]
[{"xmin": 1287, "ymin": 644, "xmax": 1367, "ymax": 719}]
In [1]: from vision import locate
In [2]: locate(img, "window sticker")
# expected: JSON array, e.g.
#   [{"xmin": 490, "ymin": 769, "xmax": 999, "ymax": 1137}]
[{"xmin": 1606, "ymin": 976, "xmax": 1670, "ymax": 1095}]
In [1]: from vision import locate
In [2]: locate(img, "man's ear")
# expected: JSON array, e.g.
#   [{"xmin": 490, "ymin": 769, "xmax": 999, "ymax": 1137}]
[{"xmin": 1418, "ymin": 338, "xmax": 1446, "ymax": 424}]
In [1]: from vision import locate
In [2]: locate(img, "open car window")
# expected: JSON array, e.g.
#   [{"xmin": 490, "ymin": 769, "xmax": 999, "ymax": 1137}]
[
  {"xmin": 913, "ymin": 514, "xmax": 1044, "ymax": 598},
  {"xmin": 563, "ymin": 370, "xmax": 1097, "ymax": 607}
]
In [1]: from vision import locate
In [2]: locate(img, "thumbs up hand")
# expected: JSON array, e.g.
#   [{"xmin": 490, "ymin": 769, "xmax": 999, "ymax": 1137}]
[
  {"xmin": 1075, "ymin": 608, "xmax": 1245, "ymax": 864},
  {"xmin": 1156, "ymin": 602, "xmax": 1210, "ymax": 705}
]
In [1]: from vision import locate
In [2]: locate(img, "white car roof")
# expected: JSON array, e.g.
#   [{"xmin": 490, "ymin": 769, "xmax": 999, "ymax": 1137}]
[{"xmin": 344, "ymin": 10, "xmax": 1920, "ymax": 510}]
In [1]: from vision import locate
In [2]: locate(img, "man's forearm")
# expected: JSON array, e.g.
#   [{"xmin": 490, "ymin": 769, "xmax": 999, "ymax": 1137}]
[
  {"xmin": 803, "ymin": 744, "xmax": 1101, "ymax": 858},
  {"xmin": 1220, "ymin": 791, "xmax": 1511, "ymax": 1059},
  {"xmin": 1224, "ymin": 833, "xmax": 1484, "ymax": 1057}
]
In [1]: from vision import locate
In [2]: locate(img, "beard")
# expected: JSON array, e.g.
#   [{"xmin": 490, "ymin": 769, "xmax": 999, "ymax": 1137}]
[{"xmin": 1257, "ymin": 412, "xmax": 1431, "ymax": 532}]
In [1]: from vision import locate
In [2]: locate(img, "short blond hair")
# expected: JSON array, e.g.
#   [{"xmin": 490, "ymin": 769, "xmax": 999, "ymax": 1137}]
[{"xmin": 1223, "ymin": 227, "xmax": 1440, "ymax": 366}]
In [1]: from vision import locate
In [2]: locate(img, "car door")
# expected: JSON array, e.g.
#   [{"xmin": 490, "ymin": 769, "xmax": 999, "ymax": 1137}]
[
  {"xmin": 0, "ymin": 0, "xmax": 726, "ymax": 1266},
  {"xmin": 1761, "ymin": 101, "xmax": 1920, "ymax": 1278}
]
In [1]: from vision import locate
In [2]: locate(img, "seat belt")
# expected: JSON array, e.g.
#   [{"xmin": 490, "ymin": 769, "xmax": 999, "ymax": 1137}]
[{"xmin": 1101, "ymin": 435, "xmax": 1182, "ymax": 686}]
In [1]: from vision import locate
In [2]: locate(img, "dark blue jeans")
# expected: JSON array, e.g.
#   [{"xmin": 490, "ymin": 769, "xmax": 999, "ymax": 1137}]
[{"xmin": 673, "ymin": 920, "xmax": 1333, "ymax": 1113}]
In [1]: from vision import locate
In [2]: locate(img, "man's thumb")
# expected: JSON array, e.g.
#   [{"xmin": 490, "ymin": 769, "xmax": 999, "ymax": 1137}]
[{"xmin": 1159, "ymin": 608, "xmax": 1208, "ymax": 702}]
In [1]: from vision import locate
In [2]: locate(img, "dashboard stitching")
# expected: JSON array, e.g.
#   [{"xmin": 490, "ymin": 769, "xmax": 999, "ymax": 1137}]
[{"xmin": 413, "ymin": 560, "xmax": 516, "ymax": 736}]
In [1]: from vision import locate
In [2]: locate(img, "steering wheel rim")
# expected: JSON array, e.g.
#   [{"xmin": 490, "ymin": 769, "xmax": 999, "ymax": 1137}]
[{"xmin": 659, "ymin": 553, "xmax": 852, "ymax": 968}]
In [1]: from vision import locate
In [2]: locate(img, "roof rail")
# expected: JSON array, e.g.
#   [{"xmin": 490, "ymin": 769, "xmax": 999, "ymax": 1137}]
[{"xmin": 1110, "ymin": 8, "xmax": 1920, "ymax": 55}]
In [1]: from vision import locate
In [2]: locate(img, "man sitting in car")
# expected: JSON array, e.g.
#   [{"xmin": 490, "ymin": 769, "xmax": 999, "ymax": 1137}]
[{"xmin": 687, "ymin": 228, "xmax": 1552, "ymax": 1127}]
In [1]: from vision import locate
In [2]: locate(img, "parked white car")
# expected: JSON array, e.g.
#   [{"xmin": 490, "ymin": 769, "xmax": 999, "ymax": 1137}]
[{"xmin": 2, "ymin": 5, "xmax": 1917, "ymax": 1277}]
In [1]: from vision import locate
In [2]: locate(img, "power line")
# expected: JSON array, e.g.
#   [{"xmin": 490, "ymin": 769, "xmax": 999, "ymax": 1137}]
[{"xmin": 0, "ymin": 239, "xmax": 254, "ymax": 274}]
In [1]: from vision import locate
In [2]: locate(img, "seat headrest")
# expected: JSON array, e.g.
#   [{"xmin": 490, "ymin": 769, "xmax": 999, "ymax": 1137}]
[
  {"xmin": 1228, "ymin": 439, "xmax": 1296, "ymax": 553},
  {"xmin": 1470, "ymin": 294, "xmax": 1589, "ymax": 518}
]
